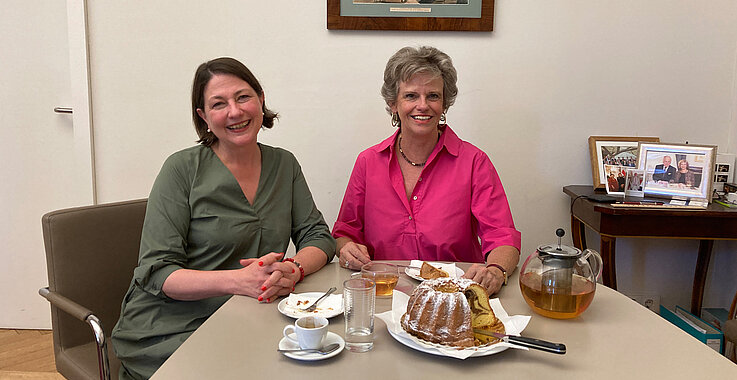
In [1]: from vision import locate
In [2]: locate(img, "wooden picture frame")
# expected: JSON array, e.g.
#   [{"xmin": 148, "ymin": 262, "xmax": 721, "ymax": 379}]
[
  {"xmin": 638, "ymin": 142, "xmax": 717, "ymax": 202},
  {"xmin": 588, "ymin": 136, "xmax": 660, "ymax": 191},
  {"xmin": 327, "ymin": 0, "xmax": 494, "ymax": 32}
]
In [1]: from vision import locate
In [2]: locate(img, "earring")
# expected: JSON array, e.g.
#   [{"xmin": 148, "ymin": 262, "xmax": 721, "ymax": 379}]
[
  {"xmin": 439, "ymin": 113, "xmax": 447, "ymax": 126},
  {"xmin": 391, "ymin": 113, "xmax": 400, "ymax": 128},
  {"xmin": 206, "ymin": 128, "xmax": 211, "ymax": 133}
]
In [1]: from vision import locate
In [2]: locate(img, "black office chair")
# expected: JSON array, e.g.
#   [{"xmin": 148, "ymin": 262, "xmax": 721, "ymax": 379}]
[{"xmin": 39, "ymin": 199, "xmax": 147, "ymax": 380}]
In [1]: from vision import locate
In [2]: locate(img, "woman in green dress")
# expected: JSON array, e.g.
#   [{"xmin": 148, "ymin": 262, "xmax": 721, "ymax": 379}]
[{"xmin": 111, "ymin": 57, "xmax": 336, "ymax": 380}]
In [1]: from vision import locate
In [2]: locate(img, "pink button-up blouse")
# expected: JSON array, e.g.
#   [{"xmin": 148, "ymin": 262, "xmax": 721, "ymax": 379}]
[{"xmin": 332, "ymin": 126, "xmax": 521, "ymax": 263}]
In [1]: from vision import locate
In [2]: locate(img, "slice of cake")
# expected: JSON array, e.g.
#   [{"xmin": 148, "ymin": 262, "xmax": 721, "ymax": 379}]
[{"xmin": 419, "ymin": 262, "xmax": 449, "ymax": 280}]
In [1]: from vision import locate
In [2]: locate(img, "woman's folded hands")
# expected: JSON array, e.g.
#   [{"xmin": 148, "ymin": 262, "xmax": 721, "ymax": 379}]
[{"xmin": 238, "ymin": 252, "xmax": 300, "ymax": 303}]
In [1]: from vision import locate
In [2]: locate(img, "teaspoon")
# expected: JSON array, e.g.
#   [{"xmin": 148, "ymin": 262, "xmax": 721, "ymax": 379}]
[{"xmin": 277, "ymin": 343, "xmax": 341, "ymax": 355}]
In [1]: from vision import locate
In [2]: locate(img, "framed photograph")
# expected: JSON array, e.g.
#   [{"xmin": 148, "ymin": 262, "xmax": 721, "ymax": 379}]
[
  {"xmin": 604, "ymin": 164, "xmax": 627, "ymax": 196},
  {"xmin": 327, "ymin": 0, "xmax": 494, "ymax": 31},
  {"xmin": 625, "ymin": 169, "xmax": 645, "ymax": 198},
  {"xmin": 637, "ymin": 142, "xmax": 717, "ymax": 201},
  {"xmin": 588, "ymin": 136, "xmax": 660, "ymax": 190},
  {"xmin": 713, "ymin": 153, "xmax": 735, "ymax": 192}
]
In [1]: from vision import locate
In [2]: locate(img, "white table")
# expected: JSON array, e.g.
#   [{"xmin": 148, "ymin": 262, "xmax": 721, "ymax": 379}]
[{"xmin": 152, "ymin": 262, "xmax": 737, "ymax": 379}]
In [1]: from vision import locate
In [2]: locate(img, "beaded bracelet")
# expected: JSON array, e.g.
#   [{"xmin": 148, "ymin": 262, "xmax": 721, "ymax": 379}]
[{"xmin": 283, "ymin": 257, "xmax": 305, "ymax": 283}]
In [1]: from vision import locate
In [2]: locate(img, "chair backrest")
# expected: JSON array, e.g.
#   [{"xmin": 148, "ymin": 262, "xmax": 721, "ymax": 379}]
[{"xmin": 42, "ymin": 199, "xmax": 146, "ymax": 352}]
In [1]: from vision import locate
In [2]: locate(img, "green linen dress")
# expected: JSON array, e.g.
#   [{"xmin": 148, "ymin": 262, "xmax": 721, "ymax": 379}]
[{"xmin": 111, "ymin": 144, "xmax": 335, "ymax": 380}]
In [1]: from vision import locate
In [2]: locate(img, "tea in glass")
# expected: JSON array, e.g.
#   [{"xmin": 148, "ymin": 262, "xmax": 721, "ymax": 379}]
[
  {"xmin": 359, "ymin": 262, "xmax": 399, "ymax": 297},
  {"xmin": 372, "ymin": 273, "xmax": 399, "ymax": 297}
]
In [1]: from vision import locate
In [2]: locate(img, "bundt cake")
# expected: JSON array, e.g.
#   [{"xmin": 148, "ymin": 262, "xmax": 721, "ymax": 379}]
[
  {"xmin": 420, "ymin": 262, "xmax": 449, "ymax": 280},
  {"xmin": 400, "ymin": 277, "xmax": 505, "ymax": 347}
]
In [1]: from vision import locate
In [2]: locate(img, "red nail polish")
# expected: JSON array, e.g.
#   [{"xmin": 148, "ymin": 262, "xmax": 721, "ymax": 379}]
[
  {"xmin": 292, "ymin": 287, "xmax": 295, "ymax": 291},
  {"xmin": 292, "ymin": 269, "xmax": 295, "ymax": 273},
  {"xmin": 258, "ymin": 296, "xmax": 263, "ymax": 301},
  {"xmin": 261, "ymin": 286, "xmax": 266, "ymax": 291},
  {"xmin": 267, "ymin": 298, "xmax": 271, "ymax": 302},
  {"xmin": 258, "ymin": 261, "xmax": 264, "ymax": 266}
]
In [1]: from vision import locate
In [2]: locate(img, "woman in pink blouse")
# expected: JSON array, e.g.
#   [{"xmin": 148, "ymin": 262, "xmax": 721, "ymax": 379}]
[{"xmin": 332, "ymin": 46, "xmax": 521, "ymax": 294}]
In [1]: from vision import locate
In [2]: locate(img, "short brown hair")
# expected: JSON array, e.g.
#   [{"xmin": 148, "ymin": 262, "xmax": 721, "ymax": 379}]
[{"xmin": 191, "ymin": 57, "xmax": 278, "ymax": 146}]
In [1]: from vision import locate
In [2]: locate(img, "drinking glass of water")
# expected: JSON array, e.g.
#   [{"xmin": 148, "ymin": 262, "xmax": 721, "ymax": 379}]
[{"xmin": 343, "ymin": 277, "xmax": 375, "ymax": 352}]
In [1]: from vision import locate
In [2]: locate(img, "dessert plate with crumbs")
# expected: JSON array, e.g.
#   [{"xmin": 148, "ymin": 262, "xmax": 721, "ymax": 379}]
[{"xmin": 278, "ymin": 292, "xmax": 343, "ymax": 319}]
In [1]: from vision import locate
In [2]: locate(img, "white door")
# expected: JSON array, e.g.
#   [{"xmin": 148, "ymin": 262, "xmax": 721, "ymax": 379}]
[{"xmin": 0, "ymin": 0, "xmax": 93, "ymax": 328}]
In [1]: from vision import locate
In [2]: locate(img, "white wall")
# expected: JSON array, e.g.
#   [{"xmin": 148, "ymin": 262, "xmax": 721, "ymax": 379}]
[
  {"xmin": 0, "ymin": 0, "xmax": 96, "ymax": 328},
  {"xmin": 83, "ymin": 1, "xmax": 737, "ymax": 313}
]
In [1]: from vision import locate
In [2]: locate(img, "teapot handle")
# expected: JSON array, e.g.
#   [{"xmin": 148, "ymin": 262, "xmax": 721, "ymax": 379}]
[{"xmin": 581, "ymin": 249, "xmax": 603, "ymax": 282}]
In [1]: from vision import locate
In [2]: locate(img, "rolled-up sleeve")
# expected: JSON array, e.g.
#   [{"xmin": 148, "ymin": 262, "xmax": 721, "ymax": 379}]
[
  {"xmin": 133, "ymin": 156, "xmax": 191, "ymax": 299},
  {"xmin": 332, "ymin": 154, "xmax": 367, "ymax": 245},
  {"xmin": 471, "ymin": 152, "xmax": 521, "ymax": 255}
]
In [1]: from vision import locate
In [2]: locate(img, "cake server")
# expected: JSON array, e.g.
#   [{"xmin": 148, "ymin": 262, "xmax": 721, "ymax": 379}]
[{"xmin": 473, "ymin": 329, "xmax": 566, "ymax": 354}]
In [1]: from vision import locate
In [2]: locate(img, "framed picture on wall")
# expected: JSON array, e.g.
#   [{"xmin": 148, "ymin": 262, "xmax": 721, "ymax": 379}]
[
  {"xmin": 637, "ymin": 142, "xmax": 717, "ymax": 201},
  {"xmin": 327, "ymin": 0, "xmax": 494, "ymax": 31},
  {"xmin": 588, "ymin": 136, "xmax": 660, "ymax": 190}
]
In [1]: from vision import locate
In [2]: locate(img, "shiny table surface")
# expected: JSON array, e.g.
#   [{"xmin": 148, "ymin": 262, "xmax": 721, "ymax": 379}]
[{"xmin": 152, "ymin": 261, "xmax": 736, "ymax": 379}]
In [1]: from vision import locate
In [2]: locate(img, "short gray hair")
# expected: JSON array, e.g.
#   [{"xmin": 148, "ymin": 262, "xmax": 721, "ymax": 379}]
[{"xmin": 381, "ymin": 46, "xmax": 458, "ymax": 115}]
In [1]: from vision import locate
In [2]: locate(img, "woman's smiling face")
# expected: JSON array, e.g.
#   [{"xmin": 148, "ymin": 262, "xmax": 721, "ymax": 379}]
[
  {"xmin": 196, "ymin": 74, "xmax": 264, "ymax": 150},
  {"xmin": 390, "ymin": 72, "xmax": 444, "ymax": 138}
]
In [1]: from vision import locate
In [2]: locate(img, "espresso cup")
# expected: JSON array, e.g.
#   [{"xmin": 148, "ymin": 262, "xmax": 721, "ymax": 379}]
[{"xmin": 282, "ymin": 316, "xmax": 328, "ymax": 350}]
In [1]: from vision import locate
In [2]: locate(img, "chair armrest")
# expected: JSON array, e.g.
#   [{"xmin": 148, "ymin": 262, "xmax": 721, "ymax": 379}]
[
  {"xmin": 39, "ymin": 287, "xmax": 93, "ymax": 322},
  {"xmin": 39, "ymin": 287, "xmax": 111, "ymax": 380},
  {"xmin": 724, "ymin": 319, "xmax": 737, "ymax": 343}
]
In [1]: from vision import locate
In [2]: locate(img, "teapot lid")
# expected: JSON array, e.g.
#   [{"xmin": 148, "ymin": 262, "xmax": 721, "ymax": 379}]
[
  {"xmin": 537, "ymin": 243, "xmax": 581, "ymax": 258},
  {"xmin": 537, "ymin": 228, "xmax": 582, "ymax": 258}
]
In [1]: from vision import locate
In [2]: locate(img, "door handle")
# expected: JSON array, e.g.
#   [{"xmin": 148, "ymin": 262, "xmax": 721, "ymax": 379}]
[{"xmin": 54, "ymin": 107, "xmax": 73, "ymax": 114}]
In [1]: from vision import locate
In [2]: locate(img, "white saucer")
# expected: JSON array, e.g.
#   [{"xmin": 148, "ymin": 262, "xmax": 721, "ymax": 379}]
[{"xmin": 278, "ymin": 331, "xmax": 345, "ymax": 361}]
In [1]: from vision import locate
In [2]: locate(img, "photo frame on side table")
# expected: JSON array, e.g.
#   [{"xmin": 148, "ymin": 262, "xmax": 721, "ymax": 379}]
[
  {"xmin": 637, "ymin": 142, "xmax": 717, "ymax": 202},
  {"xmin": 713, "ymin": 153, "xmax": 735, "ymax": 192},
  {"xmin": 588, "ymin": 136, "xmax": 660, "ymax": 191},
  {"xmin": 625, "ymin": 169, "xmax": 645, "ymax": 198}
]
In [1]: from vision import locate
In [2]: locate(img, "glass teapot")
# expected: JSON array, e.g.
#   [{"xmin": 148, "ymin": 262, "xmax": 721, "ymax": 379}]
[{"xmin": 519, "ymin": 229, "xmax": 603, "ymax": 319}]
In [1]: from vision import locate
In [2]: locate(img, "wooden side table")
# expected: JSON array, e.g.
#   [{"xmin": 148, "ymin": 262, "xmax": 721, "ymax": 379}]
[{"xmin": 563, "ymin": 185, "xmax": 737, "ymax": 314}]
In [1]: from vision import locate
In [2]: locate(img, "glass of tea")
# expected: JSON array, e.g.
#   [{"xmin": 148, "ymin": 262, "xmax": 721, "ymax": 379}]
[{"xmin": 355, "ymin": 262, "xmax": 399, "ymax": 297}]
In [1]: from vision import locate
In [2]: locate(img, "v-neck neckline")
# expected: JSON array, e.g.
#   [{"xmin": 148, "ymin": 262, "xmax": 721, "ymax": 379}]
[{"xmin": 208, "ymin": 143, "xmax": 265, "ymax": 207}]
